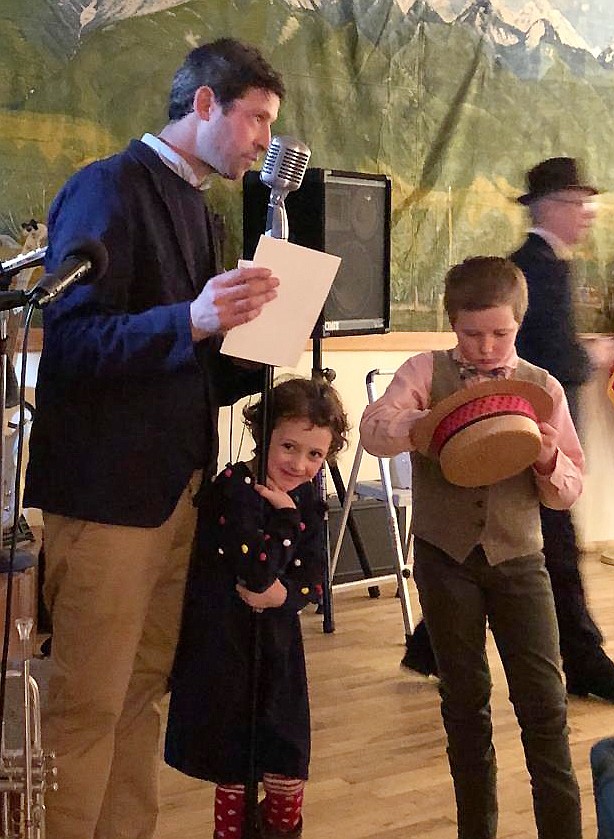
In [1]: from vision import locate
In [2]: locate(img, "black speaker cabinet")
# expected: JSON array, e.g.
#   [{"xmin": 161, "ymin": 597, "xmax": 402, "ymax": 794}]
[
  {"xmin": 242, "ymin": 168, "xmax": 391, "ymax": 337},
  {"xmin": 327, "ymin": 495, "xmax": 395, "ymax": 585}
]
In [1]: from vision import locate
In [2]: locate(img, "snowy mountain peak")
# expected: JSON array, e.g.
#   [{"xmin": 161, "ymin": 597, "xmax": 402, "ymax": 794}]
[
  {"xmin": 525, "ymin": 17, "xmax": 560, "ymax": 50},
  {"xmin": 456, "ymin": 0, "xmax": 524, "ymax": 47},
  {"xmin": 507, "ymin": 0, "xmax": 596, "ymax": 54}
]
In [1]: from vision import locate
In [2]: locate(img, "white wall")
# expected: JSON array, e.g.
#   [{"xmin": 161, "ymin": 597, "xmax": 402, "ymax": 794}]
[{"xmin": 16, "ymin": 338, "xmax": 614, "ymax": 549}]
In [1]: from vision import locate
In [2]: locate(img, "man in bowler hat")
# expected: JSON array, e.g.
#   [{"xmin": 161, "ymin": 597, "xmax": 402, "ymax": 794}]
[
  {"xmin": 511, "ymin": 156, "xmax": 614, "ymax": 701},
  {"xmin": 403, "ymin": 157, "xmax": 614, "ymax": 703}
]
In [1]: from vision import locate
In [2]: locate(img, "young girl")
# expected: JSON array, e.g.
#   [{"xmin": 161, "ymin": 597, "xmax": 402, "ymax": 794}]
[{"xmin": 165, "ymin": 375, "xmax": 349, "ymax": 839}]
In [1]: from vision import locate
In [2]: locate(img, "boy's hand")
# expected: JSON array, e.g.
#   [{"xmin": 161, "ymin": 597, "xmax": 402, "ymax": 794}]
[
  {"xmin": 534, "ymin": 421, "xmax": 559, "ymax": 475},
  {"xmin": 236, "ymin": 579, "xmax": 288, "ymax": 611},
  {"xmin": 409, "ymin": 412, "xmax": 432, "ymax": 451},
  {"xmin": 254, "ymin": 480, "xmax": 296, "ymax": 510}
]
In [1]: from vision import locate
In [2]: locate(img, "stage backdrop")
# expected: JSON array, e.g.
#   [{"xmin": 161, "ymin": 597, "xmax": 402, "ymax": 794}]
[{"xmin": 2, "ymin": 0, "xmax": 614, "ymax": 331}]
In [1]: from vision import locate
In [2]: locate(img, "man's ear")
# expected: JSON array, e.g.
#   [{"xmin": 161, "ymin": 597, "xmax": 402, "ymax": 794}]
[{"xmin": 193, "ymin": 86, "xmax": 216, "ymax": 121}]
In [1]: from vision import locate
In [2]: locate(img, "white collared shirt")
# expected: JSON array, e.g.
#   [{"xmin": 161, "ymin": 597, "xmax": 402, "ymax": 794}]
[
  {"xmin": 140, "ymin": 133, "xmax": 210, "ymax": 191},
  {"xmin": 528, "ymin": 227, "xmax": 573, "ymax": 261}
]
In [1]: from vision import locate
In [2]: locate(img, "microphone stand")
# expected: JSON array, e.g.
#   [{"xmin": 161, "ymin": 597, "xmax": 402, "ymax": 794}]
[
  {"xmin": 243, "ymin": 135, "xmax": 311, "ymax": 838},
  {"xmin": 244, "ymin": 364, "xmax": 273, "ymax": 839},
  {"xmin": 0, "ymin": 295, "xmax": 37, "ymax": 741}
]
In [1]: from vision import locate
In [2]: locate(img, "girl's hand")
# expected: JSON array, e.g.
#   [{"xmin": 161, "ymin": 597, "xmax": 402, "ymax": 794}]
[
  {"xmin": 254, "ymin": 479, "xmax": 296, "ymax": 510},
  {"xmin": 236, "ymin": 579, "xmax": 288, "ymax": 611},
  {"xmin": 534, "ymin": 421, "xmax": 559, "ymax": 475}
]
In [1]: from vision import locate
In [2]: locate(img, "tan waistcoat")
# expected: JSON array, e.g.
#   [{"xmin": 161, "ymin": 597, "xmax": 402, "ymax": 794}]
[{"xmin": 410, "ymin": 350, "xmax": 549, "ymax": 564}]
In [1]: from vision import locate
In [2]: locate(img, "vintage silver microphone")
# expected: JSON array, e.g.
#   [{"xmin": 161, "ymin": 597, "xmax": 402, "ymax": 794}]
[{"xmin": 260, "ymin": 136, "xmax": 311, "ymax": 240}]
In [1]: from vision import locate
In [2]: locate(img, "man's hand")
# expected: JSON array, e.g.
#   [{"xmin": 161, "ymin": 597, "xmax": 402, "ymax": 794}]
[
  {"xmin": 236, "ymin": 579, "xmax": 288, "ymax": 611},
  {"xmin": 534, "ymin": 421, "xmax": 559, "ymax": 475},
  {"xmin": 190, "ymin": 266, "xmax": 279, "ymax": 341}
]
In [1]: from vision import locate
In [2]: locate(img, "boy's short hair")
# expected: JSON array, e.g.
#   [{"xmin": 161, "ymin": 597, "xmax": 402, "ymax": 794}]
[
  {"xmin": 443, "ymin": 256, "xmax": 528, "ymax": 325},
  {"xmin": 168, "ymin": 37, "xmax": 285, "ymax": 121}
]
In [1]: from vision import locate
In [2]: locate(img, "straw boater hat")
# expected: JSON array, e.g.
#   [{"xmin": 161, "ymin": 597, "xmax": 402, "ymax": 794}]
[
  {"xmin": 516, "ymin": 157, "xmax": 598, "ymax": 206},
  {"xmin": 413, "ymin": 379, "xmax": 554, "ymax": 488}
]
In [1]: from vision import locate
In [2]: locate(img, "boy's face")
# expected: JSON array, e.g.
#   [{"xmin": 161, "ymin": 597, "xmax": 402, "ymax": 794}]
[{"xmin": 453, "ymin": 305, "xmax": 519, "ymax": 371}]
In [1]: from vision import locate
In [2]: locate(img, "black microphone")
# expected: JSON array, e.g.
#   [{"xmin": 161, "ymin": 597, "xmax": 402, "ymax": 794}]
[
  {"xmin": 260, "ymin": 136, "xmax": 311, "ymax": 240},
  {"xmin": 0, "ymin": 238, "xmax": 109, "ymax": 312},
  {"xmin": 0, "ymin": 247, "xmax": 47, "ymax": 281},
  {"xmin": 31, "ymin": 238, "xmax": 109, "ymax": 306}
]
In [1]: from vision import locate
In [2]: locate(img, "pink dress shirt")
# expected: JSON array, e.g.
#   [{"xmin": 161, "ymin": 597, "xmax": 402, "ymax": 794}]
[{"xmin": 359, "ymin": 348, "xmax": 584, "ymax": 510}]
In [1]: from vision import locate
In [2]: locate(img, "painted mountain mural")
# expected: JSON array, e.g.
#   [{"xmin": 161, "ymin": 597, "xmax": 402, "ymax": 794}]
[{"xmin": 2, "ymin": 0, "xmax": 614, "ymax": 330}]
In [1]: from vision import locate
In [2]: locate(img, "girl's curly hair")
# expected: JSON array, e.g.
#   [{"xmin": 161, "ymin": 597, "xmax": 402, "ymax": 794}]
[{"xmin": 243, "ymin": 373, "xmax": 349, "ymax": 462}]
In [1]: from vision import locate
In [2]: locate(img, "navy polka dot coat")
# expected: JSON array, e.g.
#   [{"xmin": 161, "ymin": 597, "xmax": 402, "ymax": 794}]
[{"xmin": 165, "ymin": 462, "xmax": 324, "ymax": 784}]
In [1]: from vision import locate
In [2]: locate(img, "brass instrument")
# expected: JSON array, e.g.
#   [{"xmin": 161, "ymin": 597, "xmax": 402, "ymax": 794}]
[{"xmin": 0, "ymin": 619, "xmax": 56, "ymax": 838}]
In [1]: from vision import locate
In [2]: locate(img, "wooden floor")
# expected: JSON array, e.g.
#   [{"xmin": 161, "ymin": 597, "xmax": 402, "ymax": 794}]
[{"xmin": 156, "ymin": 553, "xmax": 614, "ymax": 839}]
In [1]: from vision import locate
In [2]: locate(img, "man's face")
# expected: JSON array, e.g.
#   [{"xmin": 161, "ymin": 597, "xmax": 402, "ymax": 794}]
[
  {"xmin": 537, "ymin": 188, "xmax": 596, "ymax": 246},
  {"xmin": 196, "ymin": 87, "xmax": 280, "ymax": 180}
]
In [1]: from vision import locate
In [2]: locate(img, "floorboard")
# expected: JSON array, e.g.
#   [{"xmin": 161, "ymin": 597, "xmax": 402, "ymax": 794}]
[{"xmin": 157, "ymin": 552, "xmax": 614, "ymax": 838}]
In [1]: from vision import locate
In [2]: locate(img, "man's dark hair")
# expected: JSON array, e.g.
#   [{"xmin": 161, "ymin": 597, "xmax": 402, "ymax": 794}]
[{"xmin": 168, "ymin": 38, "xmax": 285, "ymax": 121}]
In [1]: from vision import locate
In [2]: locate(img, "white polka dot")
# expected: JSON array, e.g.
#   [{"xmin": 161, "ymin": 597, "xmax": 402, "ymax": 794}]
[
  {"xmin": 244, "ymin": 476, "xmax": 251, "ymax": 484},
  {"xmin": 294, "ymin": 558, "xmax": 301, "ymax": 566},
  {"xmin": 218, "ymin": 548, "xmax": 224, "ymax": 555},
  {"xmin": 283, "ymin": 538, "xmax": 291, "ymax": 547}
]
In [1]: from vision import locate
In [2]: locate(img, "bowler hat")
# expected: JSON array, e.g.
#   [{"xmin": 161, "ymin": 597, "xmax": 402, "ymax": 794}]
[
  {"xmin": 517, "ymin": 157, "xmax": 598, "ymax": 206},
  {"xmin": 413, "ymin": 379, "xmax": 553, "ymax": 488}
]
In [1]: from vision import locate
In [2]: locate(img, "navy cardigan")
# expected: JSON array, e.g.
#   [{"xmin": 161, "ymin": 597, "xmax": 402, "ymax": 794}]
[{"xmin": 25, "ymin": 140, "xmax": 261, "ymax": 527}]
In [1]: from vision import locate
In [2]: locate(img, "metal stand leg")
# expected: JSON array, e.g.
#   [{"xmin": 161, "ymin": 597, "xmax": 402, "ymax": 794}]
[
  {"xmin": 328, "ymin": 463, "xmax": 380, "ymax": 598},
  {"xmin": 330, "ymin": 445, "xmax": 414, "ymax": 643},
  {"xmin": 311, "ymin": 342, "xmax": 379, "ymax": 633},
  {"xmin": 376, "ymin": 455, "xmax": 414, "ymax": 642}
]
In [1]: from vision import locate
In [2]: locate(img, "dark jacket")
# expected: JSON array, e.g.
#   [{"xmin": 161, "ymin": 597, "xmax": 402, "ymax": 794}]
[
  {"xmin": 24, "ymin": 140, "xmax": 261, "ymax": 526},
  {"xmin": 511, "ymin": 232, "xmax": 591, "ymax": 387}
]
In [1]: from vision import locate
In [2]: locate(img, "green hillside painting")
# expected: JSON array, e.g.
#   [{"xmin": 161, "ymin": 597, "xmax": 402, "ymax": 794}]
[{"xmin": 2, "ymin": 0, "xmax": 614, "ymax": 331}]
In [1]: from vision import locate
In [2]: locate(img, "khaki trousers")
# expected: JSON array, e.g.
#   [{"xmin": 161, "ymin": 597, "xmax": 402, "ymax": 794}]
[{"xmin": 41, "ymin": 471, "xmax": 202, "ymax": 839}]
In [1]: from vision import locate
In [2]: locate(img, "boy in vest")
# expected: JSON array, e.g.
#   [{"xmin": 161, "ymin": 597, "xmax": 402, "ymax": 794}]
[{"xmin": 360, "ymin": 256, "xmax": 583, "ymax": 839}]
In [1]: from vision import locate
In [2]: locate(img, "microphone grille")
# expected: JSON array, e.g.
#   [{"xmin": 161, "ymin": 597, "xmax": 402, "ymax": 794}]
[{"xmin": 261, "ymin": 136, "xmax": 311, "ymax": 192}]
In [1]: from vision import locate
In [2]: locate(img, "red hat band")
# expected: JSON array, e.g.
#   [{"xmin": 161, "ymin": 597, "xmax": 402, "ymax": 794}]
[{"xmin": 430, "ymin": 394, "xmax": 539, "ymax": 455}]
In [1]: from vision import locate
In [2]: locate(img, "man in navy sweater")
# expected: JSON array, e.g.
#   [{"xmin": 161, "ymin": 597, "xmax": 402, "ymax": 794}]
[{"xmin": 24, "ymin": 38, "xmax": 284, "ymax": 839}]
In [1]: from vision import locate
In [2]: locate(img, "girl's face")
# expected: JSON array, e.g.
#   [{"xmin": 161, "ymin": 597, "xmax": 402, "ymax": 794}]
[{"xmin": 267, "ymin": 417, "xmax": 333, "ymax": 492}]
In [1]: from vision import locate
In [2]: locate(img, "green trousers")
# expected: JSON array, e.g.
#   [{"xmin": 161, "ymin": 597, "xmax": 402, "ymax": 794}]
[{"xmin": 413, "ymin": 538, "xmax": 582, "ymax": 839}]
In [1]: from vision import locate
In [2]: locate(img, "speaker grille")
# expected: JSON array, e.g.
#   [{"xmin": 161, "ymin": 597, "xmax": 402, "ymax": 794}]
[
  {"xmin": 242, "ymin": 168, "xmax": 391, "ymax": 337},
  {"xmin": 322, "ymin": 175, "xmax": 389, "ymax": 334}
]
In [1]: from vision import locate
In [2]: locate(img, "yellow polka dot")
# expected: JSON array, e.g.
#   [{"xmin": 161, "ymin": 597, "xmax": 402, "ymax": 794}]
[
  {"xmin": 241, "ymin": 544, "xmax": 249, "ymax": 554},
  {"xmin": 301, "ymin": 587, "xmax": 309, "ymax": 595}
]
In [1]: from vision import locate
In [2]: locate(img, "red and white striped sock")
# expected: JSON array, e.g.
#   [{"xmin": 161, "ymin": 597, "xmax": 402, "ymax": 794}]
[
  {"xmin": 214, "ymin": 783, "xmax": 245, "ymax": 838},
  {"xmin": 262, "ymin": 774, "xmax": 304, "ymax": 832}
]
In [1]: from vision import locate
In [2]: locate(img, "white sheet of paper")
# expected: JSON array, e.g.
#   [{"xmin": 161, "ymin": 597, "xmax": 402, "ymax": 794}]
[{"xmin": 221, "ymin": 235, "xmax": 341, "ymax": 368}]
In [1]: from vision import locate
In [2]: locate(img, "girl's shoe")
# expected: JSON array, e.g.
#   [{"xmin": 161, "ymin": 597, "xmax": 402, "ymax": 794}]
[{"xmin": 258, "ymin": 804, "xmax": 303, "ymax": 838}]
